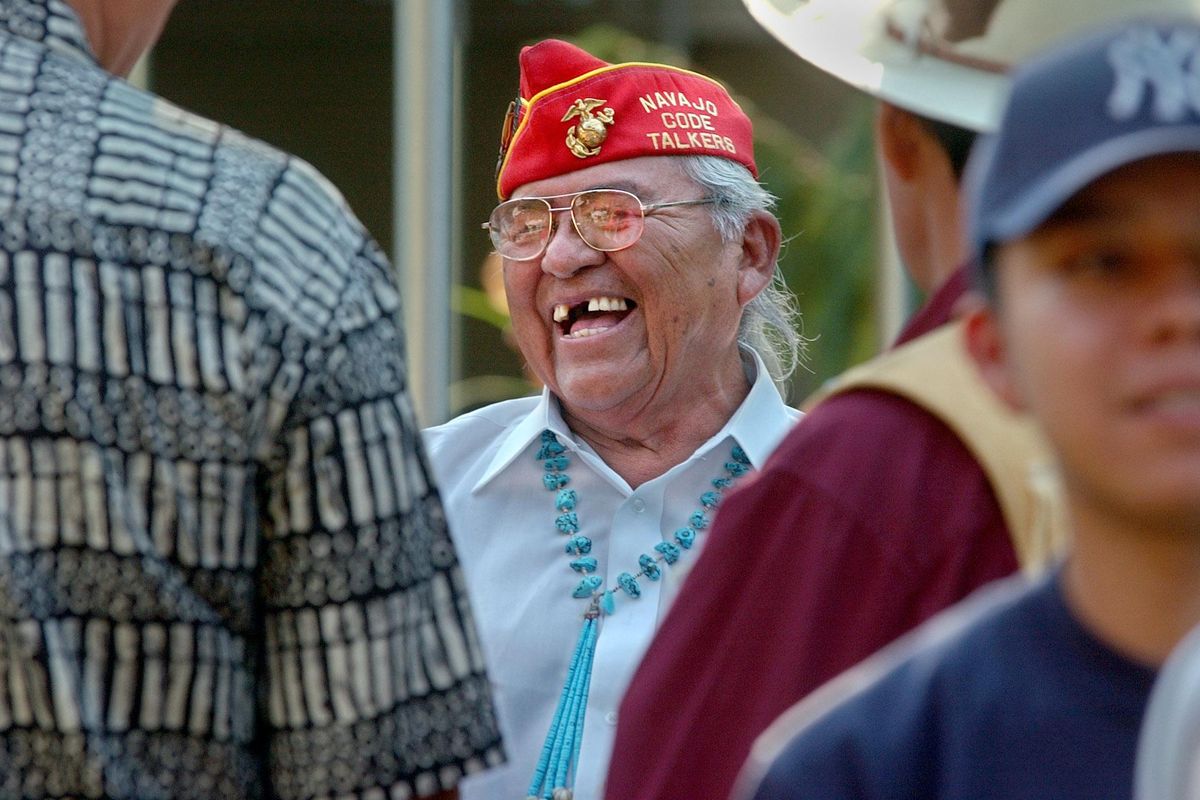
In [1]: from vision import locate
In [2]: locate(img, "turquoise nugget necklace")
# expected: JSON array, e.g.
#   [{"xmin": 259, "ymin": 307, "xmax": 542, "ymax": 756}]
[{"xmin": 526, "ymin": 429, "xmax": 751, "ymax": 800}]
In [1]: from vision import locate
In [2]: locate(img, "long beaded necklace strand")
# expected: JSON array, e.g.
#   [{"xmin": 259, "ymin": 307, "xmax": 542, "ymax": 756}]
[{"xmin": 526, "ymin": 429, "xmax": 752, "ymax": 800}]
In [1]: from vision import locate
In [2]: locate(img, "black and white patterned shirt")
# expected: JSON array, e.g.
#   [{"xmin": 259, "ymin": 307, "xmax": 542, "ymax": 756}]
[{"xmin": 0, "ymin": 1, "xmax": 503, "ymax": 797}]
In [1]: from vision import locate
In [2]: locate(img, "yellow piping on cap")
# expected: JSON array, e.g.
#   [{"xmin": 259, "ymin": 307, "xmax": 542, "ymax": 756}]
[{"xmin": 494, "ymin": 59, "xmax": 745, "ymax": 199}]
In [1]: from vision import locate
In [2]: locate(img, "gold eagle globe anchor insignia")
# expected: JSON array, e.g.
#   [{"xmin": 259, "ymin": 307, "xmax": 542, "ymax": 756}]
[{"xmin": 562, "ymin": 98, "xmax": 615, "ymax": 158}]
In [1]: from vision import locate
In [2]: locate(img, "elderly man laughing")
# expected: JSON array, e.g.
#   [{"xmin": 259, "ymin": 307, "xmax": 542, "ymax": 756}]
[{"xmin": 424, "ymin": 39, "xmax": 801, "ymax": 800}]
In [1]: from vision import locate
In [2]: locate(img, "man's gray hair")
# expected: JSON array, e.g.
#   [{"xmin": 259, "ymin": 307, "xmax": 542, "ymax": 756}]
[{"xmin": 676, "ymin": 155, "xmax": 804, "ymax": 388}]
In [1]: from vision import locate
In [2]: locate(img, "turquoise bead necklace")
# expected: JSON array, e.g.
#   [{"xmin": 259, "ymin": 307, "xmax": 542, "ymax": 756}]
[{"xmin": 526, "ymin": 429, "xmax": 751, "ymax": 800}]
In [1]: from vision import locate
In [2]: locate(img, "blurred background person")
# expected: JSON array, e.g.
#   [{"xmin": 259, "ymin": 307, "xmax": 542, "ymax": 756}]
[{"xmin": 1137, "ymin": 624, "xmax": 1200, "ymax": 800}]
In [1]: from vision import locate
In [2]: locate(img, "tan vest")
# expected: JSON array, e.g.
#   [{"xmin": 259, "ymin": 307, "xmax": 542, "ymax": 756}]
[{"xmin": 805, "ymin": 320, "xmax": 1068, "ymax": 573}]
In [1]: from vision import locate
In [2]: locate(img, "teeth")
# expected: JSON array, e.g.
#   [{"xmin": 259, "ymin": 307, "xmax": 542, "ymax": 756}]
[
  {"xmin": 585, "ymin": 296, "xmax": 626, "ymax": 312},
  {"xmin": 554, "ymin": 297, "xmax": 628, "ymax": 322},
  {"xmin": 565, "ymin": 325, "xmax": 612, "ymax": 339}
]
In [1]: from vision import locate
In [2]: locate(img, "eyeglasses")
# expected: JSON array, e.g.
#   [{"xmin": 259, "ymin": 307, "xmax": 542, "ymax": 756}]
[{"xmin": 483, "ymin": 188, "xmax": 718, "ymax": 261}]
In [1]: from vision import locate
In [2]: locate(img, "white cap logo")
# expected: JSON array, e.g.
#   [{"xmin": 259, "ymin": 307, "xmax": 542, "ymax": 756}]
[{"xmin": 1107, "ymin": 27, "xmax": 1200, "ymax": 122}]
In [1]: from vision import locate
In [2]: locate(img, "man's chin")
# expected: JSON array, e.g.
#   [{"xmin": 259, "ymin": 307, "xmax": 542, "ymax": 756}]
[{"xmin": 552, "ymin": 373, "xmax": 642, "ymax": 418}]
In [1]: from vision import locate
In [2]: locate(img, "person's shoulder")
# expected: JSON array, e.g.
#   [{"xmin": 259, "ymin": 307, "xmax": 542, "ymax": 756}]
[
  {"xmin": 777, "ymin": 571, "xmax": 1046, "ymax": 731},
  {"xmin": 76, "ymin": 72, "xmax": 362, "ymax": 262},
  {"xmin": 118, "ymin": 83, "xmax": 362, "ymax": 250},
  {"xmin": 127, "ymin": 84, "xmax": 293, "ymax": 177},
  {"xmin": 1136, "ymin": 624, "xmax": 1200, "ymax": 799},
  {"xmin": 791, "ymin": 387, "xmax": 963, "ymax": 453},
  {"xmin": 741, "ymin": 574, "xmax": 1050, "ymax": 798},
  {"xmin": 129, "ymin": 88, "xmax": 388, "ymax": 336},
  {"xmin": 763, "ymin": 387, "xmax": 990, "ymax": 517}
]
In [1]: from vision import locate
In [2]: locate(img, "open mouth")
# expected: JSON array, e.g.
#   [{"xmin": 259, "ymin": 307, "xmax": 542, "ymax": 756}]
[{"xmin": 553, "ymin": 296, "xmax": 637, "ymax": 339}]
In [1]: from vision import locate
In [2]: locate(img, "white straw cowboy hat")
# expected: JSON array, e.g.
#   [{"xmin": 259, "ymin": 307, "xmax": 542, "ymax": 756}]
[{"xmin": 744, "ymin": 0, "xmax": 1200, "ymax": 132}]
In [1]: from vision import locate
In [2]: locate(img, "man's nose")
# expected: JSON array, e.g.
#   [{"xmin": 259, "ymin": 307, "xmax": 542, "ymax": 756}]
[{"xmin": 539, "ymin": 211, "xmax": 605, "ymax": 279}]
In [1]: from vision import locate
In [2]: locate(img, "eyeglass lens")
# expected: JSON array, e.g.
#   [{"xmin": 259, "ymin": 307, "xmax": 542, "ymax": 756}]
[{"xmin": 488, "ymin": 190, "xmax": 646, "ymax": 260}]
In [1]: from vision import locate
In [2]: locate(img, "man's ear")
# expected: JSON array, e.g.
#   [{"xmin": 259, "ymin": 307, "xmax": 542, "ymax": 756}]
[
  {"xmin": 962, "ymin": 295, "xmax": 1026, "ymax": 412},
  {"xmin": 735, "ymin": 209, "xmax": 781, "ymax": 307},
  {"xmin": 876, "ymin": 101, "xmax": 926, "ymax": 183}
]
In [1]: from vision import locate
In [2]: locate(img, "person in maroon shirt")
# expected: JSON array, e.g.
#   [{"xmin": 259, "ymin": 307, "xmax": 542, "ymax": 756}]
[{"xmin": 602, "ymin": 2, "xmax": 1189, "ymax": 799}]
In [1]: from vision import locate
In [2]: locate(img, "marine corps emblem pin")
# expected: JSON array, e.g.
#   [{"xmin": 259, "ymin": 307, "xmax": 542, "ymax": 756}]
[{"xmin": 562, "ymin": 98, "xmax": 615, "ymax": 158}]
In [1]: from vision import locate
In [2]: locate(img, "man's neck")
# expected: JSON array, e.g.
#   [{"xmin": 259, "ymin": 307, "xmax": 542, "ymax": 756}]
[
  {"xmin": 561, "ymin": 358, "xmax": 752, "ymax": 489},
  {"xmin": 1062, "ymin": 506, "xmax": 1200, "ymax": 666},
  {"xmin": 914, "ymin": 256, "xmax": 964, "ymax": 298},
  {"xmin": 895, "ymin": 265, "xmax": 971, "ymax": 346}
]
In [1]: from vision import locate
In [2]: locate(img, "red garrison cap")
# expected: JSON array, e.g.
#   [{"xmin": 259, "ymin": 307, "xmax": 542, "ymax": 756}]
[{"xmin": 495, "ymin": 39, "xmax": 757, "ymax": 199}]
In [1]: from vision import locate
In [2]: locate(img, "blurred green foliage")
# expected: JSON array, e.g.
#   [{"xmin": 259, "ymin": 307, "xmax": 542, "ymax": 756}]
[
  {"xmin": 453, "ymin": 25, "xmax": 882, "ymax": 407},
  {"xmin": 746, "ymin": 87, "xmax": 880, "ymax": 401}
]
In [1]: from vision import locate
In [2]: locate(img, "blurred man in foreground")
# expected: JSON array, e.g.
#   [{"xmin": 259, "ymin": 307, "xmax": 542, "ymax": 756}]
[
  {"xmin": 0, "ymin": 2, "xmax": 502, "ymax": 797},
  {"xmin": 743, "ymin": 17, "xmax": 1200, "ymax": 798}
]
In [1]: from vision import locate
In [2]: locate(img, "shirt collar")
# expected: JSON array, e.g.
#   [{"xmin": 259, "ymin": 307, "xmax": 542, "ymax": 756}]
[
  {"xmin": 0, "ymin": 0, "xmax": 98, "ymax": 67},
  {"xmin": 471, "ymin": 347, "xmax": 795, "ymax": 492},
  {"xmin": 718, "ymin": 347, "xmax": 796, "ymax": 469},
  {"xmin": 894, "ymin": 265, "xmax": 970, "ymax": 346},
  {"xmin": 470, "ymin": 388, "xmax": 573, "ymax": 492}
]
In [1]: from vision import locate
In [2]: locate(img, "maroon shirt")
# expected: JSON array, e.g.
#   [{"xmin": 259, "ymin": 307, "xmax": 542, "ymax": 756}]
[{"xmin": 604, "ymin": 268, "xmax": 1019, "ymax": 800}]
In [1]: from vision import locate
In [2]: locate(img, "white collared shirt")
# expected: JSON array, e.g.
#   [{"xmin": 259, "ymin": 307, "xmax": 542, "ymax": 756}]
[{"xmin": 424, "ymin": 351, "xmax": 799, "ymax": 800}]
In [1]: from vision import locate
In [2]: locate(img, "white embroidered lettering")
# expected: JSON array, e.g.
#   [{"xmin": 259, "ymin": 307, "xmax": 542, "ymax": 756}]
[
  {"xmin": 1107, "ymin": 28, "xmax": 1200, "ymax": 121},
  {"xmin": 660, "ymin": 112, "xmax": 716, "ymax": 131}
]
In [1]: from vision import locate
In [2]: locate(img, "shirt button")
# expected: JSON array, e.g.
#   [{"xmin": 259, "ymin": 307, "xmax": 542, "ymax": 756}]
[
  {"xmin": 631, "ymin": 498, "xmax": 645, "ymax": 513},
  {"xmin": 605, "ymin": 711, "xmax": 618, "ymax": 726}
]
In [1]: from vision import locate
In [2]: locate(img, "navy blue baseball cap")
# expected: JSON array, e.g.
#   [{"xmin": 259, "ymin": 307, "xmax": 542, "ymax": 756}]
[{"xmin": 966, "ymin": 17, "xmax": 1200, "ymax": 285}]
